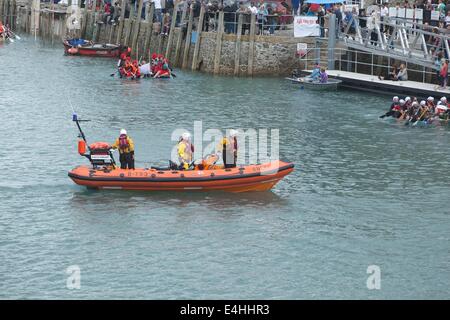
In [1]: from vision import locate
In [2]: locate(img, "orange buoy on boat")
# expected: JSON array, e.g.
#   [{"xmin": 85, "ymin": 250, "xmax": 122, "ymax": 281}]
[
  {"xmin": 68, "ymin": 47, "xmax": 78, "ymax": 54},
  {"xmin": 78, "ymin": 140, "xmax": 86, "ymax": 155}
]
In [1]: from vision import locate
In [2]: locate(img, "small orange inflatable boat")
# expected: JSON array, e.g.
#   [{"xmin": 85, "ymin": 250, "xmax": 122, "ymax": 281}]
[
  {"xmin": 68, "ymin": 160, "xmax": 294, "ymax": 192},
  {"xmin": 68, "ymin": 114, "xmax": 294, "ymax": 192}
]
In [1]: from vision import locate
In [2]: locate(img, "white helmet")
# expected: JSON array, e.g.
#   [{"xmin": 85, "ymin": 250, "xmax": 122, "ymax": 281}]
[
  {"xmin": 181, "ymin": 132, "xmax": 191, "ymax": 141},
  {"xmin": 229, "ymin": 129, "xmax": 238, "ymax": 137},
  {"xmin": 420, "ymin": 100, "xmax": 426, "ymax": 106},
  {"xmin": 393, "ymin": 96, "xmax": 399, "ymax": 102},
  {"xmin": 427, "ymin": 96, "xmax": 434, "ymax": 101},
  {"xmin": 405, "ymin": 96, "xmax": 411, "ymax": 102},
  {"xmin": 437, "ymin": 101, "xmax": 442, "ymax": 106},
  {"xmin": 399, "ymin": 99, "xmax": 405, "ymax": 105},
  {"xmin": 440, "ymin": 96, "xmax": 447, "ymax": 102},
  {"xmin": 120, "ymin": 129, "xmax": 127, "ymax": 135}
]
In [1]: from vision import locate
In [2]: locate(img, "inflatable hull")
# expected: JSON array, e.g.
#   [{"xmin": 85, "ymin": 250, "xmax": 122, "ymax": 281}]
[
  {"xmin": 63, "ymin": 39, "xmax": 121, "ymax": 58},
  {"xmin": 68, "ymin": 160, "xmax": 294, "ymax": 192}
]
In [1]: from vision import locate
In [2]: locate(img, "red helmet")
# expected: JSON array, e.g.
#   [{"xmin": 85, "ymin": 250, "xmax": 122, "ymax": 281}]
[{"xmin": 151, "ymin": 53, "xmax": 157, "ymax": 59}]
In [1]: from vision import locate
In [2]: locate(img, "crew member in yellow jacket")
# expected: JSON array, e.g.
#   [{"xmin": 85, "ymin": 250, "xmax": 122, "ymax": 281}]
[
  {"xmin": 217, "ymin": 129, "xmax": 238, "ymax": 168},
  {"xmin": 177, "ymin": 132, "xmax": 194, "ymax": 170},
  {"xmin": 112, "ymin": 129, "xmax": 135, "ymax": 169}
]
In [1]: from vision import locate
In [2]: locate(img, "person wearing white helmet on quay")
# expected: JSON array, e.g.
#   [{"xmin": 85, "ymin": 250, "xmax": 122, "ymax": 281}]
[
  {"xmin": 112, "ymin": 129, "xmax": 135, "ymax": 169},
  {"xmin": 217, "ymin": 129, "xmax": 239, "ymax": 168},
  {"xmin": 177, "ymin": 132, "xmax": 194, "ymax": 170}
]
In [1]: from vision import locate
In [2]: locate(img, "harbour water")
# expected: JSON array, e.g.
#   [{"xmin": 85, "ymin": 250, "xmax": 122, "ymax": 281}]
[{"xmin": 1, "ymin": 38, "xmax": 449, "ymax": 299}]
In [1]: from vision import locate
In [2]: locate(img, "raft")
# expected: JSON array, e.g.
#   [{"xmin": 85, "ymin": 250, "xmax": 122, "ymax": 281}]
[
  {"xmin": 68, "ymin": 160, "xmax": 294, "ymax": 192},
  {"xmin": 63, "ymin": 38, "xmax": 121, "ymax": 57},
  {"xmin": 381, "ymin": 116, "xmax": 450, "ymax": 127}
]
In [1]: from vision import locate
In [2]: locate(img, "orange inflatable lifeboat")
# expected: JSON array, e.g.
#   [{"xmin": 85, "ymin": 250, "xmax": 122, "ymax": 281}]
[
  {"xmin": 68, "ymin": 160, "xmax": 294, "ymax": 192},
  {"xmin": 68, "ymin": 114, "xmax": 294, "ymax": 192}
]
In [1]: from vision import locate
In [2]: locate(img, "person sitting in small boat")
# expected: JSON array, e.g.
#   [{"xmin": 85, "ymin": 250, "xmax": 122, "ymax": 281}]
[
  {"xmin": 380, "ymin": 96, "xmax": 400, "ymax": 118},
  {"xmin": 394, "ymin": 99, "xmax": 406, "ymax": 118},
  {"xmin": 118, "ymin": 47, "xmax": 131, "ymax": 69},
  {"xmin": 177, "ymin": 132, "xmax": 194, "ymax": 170},
  {"xmin": 153, "ymin": 61, "xmax": 171, "ymax": 78},
  {"xmin": 132, "ymin": 60, "xmax": 141, "ymax": 79},
  {"xmin": 435, "ymin": 101, "xmax": 448, "ymax": 118},
  {"xmin": 417, "ymin": 101, "xmax": 430, "ymax": 122},
  {"xmin": 403, "ymin": 96, "xmax": 412, "ymax": 111},
  {"xmin": 217, "ymin": 129, "xmax": 238, "ymax": 168},
  {"xmin": 319, "ymin": 67, "xmax": 328, "ymax": 84},
  {"xmin": 119, "ymin": 56, "xmax": 132, "ymax": 78},
  {"xmin": 0, "ymin": 20, "xmax": 6, "ymax": 38},
  {"xmin": 307, "ymin": 62, "xmax": 321, "ymax": 82},
  {"xmin": 112, "ymin": 129, "xmax": 135, "ymax": 170},
  {"xmin": 409, "ymin": 101, "xmax": 427, "ymax": 123},
  {"xmin": 139, "ymin": 60, "xmax": 152, "ymax": 78},
  {"xmin": 426, "ymin": 96, "xmax": 435, "ymax": 112}
]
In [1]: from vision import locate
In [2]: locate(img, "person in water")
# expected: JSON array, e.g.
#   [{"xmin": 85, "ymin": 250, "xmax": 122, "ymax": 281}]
[
  {"xmin": 112, "ymin": 129, "xmax": 135, "ymax": 169},
  {"xmin": 217, "ymin": 129, "xmax": 238, "ymax": 168},
  {"xmin": 177, "ymin": 132, "xmax": 194, "ymax": 170}
]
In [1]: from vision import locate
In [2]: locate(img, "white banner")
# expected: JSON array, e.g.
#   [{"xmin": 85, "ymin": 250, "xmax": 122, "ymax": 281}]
[{"xmin": 294, "ymin": 16, "xmax": 319, "ymax": 38}]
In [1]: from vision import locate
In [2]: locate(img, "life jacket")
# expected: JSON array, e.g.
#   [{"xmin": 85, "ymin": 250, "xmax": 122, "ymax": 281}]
[
  {"xmin": 118, "ymin": 134, "xmax": 129, "ymax": 149},
  {"xmin": 222, "ymin": 137, "xmax": 237, "ymax": 153},
  {"xmin": 178, "ymin": 140, "xmax": 194, "ymax": 163},
  {"xmin": 392, "ymin": 104, "xmax": 401, "ymax": 112},
  {"xmin": 0, "ymin": 25, "xmax": 4, "ymax": 34},
  {"xmin": 436, "ymin": 104, "xmax": 448, "ymax": 115}
]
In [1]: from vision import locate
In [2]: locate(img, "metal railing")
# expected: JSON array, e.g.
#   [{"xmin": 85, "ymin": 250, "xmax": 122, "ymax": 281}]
[{"xmin": 300, "ymin": 46, "xmax": 440, "ymax": 85}]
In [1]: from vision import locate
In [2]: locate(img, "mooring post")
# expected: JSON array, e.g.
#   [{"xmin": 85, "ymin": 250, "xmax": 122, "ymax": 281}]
[
  {"xmin": 191, "ymin": 4, "xmax": 205, "ymax": 71},
  {"xmin": 247, "ymin": 13, "xmax": 256, "ymax": 77},
  {"xmin": 213, "ymin": 10, "xmax": 224, "ymax": 75},
  {"xmin": 327, "ymin": 14, "xmax": 336, "ymax": 70},
  {"xmin": 143, "ymin": 2, "xmax": 154, "ymax": 59},
  {"xmin": 165, "ymin": 1, "xmax": 180, "ymax": 59},
  {"xmin": 0, "ymin": 0, "xmax": 3, "ymax": 22},
  {"xmin": 182, "ymin": 3, "xmax": 194, "ymax": 69},
  {"xmin": 116, "ymin": 0, "xmax": 128, "ymax": 44},
  {"xmin": 234, "ymin": 13, "xmax": 243, "ymax": 76},
  {"xmin": 124, "ymin": 5, "xmax": 135, "ymax": 46},
  {"xmin": 131, "ymin": 0, "xmax": 144, "ymax": 53},
  {"xmin": 173, "ymin": 2, "xmax": 188, "ymax": 67}
]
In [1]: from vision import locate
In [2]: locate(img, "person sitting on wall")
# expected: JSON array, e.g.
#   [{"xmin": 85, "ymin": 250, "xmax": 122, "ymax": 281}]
[{"xmin": 395, "ymin": 64, "xmax": 408, "ymax": 81}]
